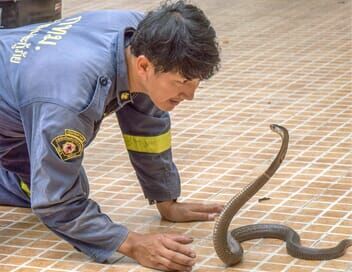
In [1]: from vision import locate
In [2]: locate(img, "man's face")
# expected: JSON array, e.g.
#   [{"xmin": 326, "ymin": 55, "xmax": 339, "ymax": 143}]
[{"xmin": 144, "ymin": 69, "xmax": 200, "ymax": 111}]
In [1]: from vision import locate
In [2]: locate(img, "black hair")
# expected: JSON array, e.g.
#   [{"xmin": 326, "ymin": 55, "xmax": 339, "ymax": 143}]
[{"xmin": 130, "ymin": 0, "xmax": 220, "ymax": 80}]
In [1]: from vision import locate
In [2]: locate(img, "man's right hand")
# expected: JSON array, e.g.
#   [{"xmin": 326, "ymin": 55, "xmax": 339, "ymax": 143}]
[{"xmin": 118, "ymin": 231, "xmax": 196, "ymax": 271}]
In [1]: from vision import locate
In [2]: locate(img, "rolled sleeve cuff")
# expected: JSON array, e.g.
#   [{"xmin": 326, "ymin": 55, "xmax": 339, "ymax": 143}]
[
  {"xmin": 50, "ymin": 223, "xmax": 129, "ymax": 263},
  {"xmin": 89, "ymin": 225, "xmax": 129, "ymax": 263},
  {"xmin": 144, "ymin": 171, "xmax": 181, "ymax": 205}
]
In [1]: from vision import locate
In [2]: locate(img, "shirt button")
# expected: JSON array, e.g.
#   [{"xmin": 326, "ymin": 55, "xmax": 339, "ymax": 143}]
[{"xmin": 99, "ymin": 76, "xmax": 108, "ymax": 86}]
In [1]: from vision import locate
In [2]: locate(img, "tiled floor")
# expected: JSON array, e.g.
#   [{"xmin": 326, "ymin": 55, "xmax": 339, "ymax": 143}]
[{"xmin": 0, "ymin": 0, "xmax": 351, "ymax": 271}]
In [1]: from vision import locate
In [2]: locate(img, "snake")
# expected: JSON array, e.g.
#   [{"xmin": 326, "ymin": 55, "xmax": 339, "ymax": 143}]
[{"xmin": 213, "ymin": 124, "xmax": 352, "ymax": 266}]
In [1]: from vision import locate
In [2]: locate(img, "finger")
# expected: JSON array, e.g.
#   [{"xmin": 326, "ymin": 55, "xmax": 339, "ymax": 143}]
[
  {"xmin": 181, "ymin": 202, "xmax": 223, "ymax": 213},
  {"xmin": 166, "ymin": 233, "xmax": 194, "ymax": 244},
  {"xmin": 163, "ymin": 236, "xmax": 197, "ymax": 259},
  {"xmin": 160, "ymin": 248, "xmax": 195, "ymax": 269},
  {"xmin": 142, "ymin": 253, "xmax": 177, "ymax": 272},
  {"xmin": 208, "ymin": 212, "xmax": 220, "ymax": 221},
  {"xmin": 144, "ymin": 256, "xmax": 191, "ymax": 272},
  {"xmin": 189, "ymin": 203, "xmax": 224, "ymax": 213},
  {"xmin": 185, "ymin": 210, "xmax": 221, "ymax": 221},
  {"xmin": 152, "ymin": 262, "xmax": 171, "ymax": 272}
]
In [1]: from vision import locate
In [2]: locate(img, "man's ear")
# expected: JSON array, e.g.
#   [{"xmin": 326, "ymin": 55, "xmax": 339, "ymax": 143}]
[{"xmin": 136, "ymin": 55, "xmax": 152, "ymax": 80}]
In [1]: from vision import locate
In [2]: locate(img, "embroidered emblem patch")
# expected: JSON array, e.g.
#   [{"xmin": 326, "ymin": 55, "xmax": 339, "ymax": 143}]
[
  {"xmin": 120, "ymin": 91, "xmax": 130, "ymax": 102},
  {"xmin": 51, "ymin": 129, "xmax": 86, "ymax": 161}
]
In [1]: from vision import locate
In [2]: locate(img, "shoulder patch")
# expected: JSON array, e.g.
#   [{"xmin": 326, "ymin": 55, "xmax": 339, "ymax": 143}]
[{"xmin": 51, "ymin": 129, "xmax": 87, "ymax": 161}]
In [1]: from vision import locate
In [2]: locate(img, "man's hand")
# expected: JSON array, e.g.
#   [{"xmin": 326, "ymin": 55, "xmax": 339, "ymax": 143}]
[
  {"xmin": 156, "ymin": 200, "xmax": 224, "ymax": 222},
  {"xmin": 118, "ymin": 231, "xmax": 196, "ymax": 272}
]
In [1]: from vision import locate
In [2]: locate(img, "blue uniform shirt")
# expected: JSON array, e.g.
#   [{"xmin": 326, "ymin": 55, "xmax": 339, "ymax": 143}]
[{"xmin": 0, "ymin": 10, "xmax": 181, "ymax": 262}]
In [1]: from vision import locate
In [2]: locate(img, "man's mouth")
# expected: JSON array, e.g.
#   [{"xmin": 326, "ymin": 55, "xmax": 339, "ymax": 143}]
[{"xmin": 169, "ymin": 99, "xmax": 182, "ymax": 106}]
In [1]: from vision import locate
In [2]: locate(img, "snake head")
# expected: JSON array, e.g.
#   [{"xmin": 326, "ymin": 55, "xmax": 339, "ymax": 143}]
[
  {"xmin": 270, "ymin": 124, "xmax": 280, "ymax": 133},
  {"xmin": 270, "ymin": 124, "xmax": 288, "ymax": 139}
]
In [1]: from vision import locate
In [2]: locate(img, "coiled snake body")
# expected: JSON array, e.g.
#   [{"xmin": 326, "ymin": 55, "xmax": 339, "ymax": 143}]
[{"xmin": 213, "ymin": 124, "xmax": 352, "ymax": 266}]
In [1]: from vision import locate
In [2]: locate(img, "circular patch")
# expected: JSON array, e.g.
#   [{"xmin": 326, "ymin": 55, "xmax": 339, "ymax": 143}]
[
  {"xmin": 51, "ymin": 130, "xmax": 86, "ymax": 161},
  {"xmin": 62, "ymin": 142, "xmax": 76, "ymax": 154}
]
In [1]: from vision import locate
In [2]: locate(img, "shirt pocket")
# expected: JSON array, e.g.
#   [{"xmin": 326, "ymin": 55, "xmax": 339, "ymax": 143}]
[{"xmin": 78, "ymin": 75, "xmax": 112, "ymax": 126}]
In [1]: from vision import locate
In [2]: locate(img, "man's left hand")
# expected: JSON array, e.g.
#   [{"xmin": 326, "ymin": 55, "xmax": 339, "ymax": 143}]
[{"xmin": 156, "ymin": 200, "xmax": 224, "ymax": 222}]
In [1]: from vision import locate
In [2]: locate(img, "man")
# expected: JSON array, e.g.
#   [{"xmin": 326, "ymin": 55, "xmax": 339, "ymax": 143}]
[{"xmin": 0, "ymin": 1, "xmax": 222, "ymax": 271}]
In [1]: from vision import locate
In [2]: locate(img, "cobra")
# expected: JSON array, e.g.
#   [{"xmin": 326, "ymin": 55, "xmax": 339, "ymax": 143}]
[{"xmin": 213, "ymin": 124, "xmax": 352, "ymax": 265}]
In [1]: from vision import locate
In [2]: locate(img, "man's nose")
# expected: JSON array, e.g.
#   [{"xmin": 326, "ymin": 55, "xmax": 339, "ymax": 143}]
[
  {"xmin": 182, "ymin": 82, "xmax": 199, "ymax": 100},
  {"xmin": 183, "ymin": 88, "xmax": 195, "ymax": 101}
]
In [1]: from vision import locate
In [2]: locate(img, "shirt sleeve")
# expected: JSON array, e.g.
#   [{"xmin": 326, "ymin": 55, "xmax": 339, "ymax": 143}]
[
  {"xmin": 20, "ymin": 101, "xmax": 128, "ymax": 263},
  {"xmin": 116, "ymin": 93, "xmax": 181, "ymax": 204}
]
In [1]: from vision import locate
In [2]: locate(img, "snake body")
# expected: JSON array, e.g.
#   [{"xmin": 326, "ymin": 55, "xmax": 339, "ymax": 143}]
[{"xmin": 213, "ymin": 124, "xmax": 352, "ymax": 266}]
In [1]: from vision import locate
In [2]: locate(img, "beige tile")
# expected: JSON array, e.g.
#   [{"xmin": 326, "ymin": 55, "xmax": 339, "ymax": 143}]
[
  {"xmin": 0, "ymin": 265, "xmax": 19, "ymax": 272},
  {"xmin": 0, "ymin": 255, "xmax": 31, "ymax": 265},
  {"xmin": 258, "ymin": 262, "xmax": 289, "ymax": 271},
  {"xmin": 78, "ymin": 263, "xmax": 108, "ymax": 272},
  {"xmin": 27, "ymin": 258, "xmax": 56, "ymax": 268},
  {"xmin": 15, "ymin": 268, "xmax": 42, "ymax": 272},
  {"xmin": 286, "ymin": 266, "xmax": 318, "ymax": 272},
  {"xmin": 51, "ymin": 261, "xmax": 82, "ymax": 270},
  {"xmin": 39, "ymin": 250, "xmax": 68, "ymax": 260}
]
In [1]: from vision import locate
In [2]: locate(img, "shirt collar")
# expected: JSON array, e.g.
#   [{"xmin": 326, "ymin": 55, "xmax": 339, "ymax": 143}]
[{"xmin": 115, "ymin": 28, "xmax": 136, "ymax": 106}]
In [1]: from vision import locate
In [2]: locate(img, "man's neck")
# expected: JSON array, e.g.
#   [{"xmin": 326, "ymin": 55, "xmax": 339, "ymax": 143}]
[{"xmin": 125, "ymin": 46, "xmax": 145, "ymax": 93}]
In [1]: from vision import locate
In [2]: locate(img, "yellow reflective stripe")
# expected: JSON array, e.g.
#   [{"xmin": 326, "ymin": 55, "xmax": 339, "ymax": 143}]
[
  {"xmin": 20, "ymin": 180, "xmax": 31, "ymax": 198},
  {"xmin": 123, "ymin": 130, "xmax": 171, "ymax": 153}
]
